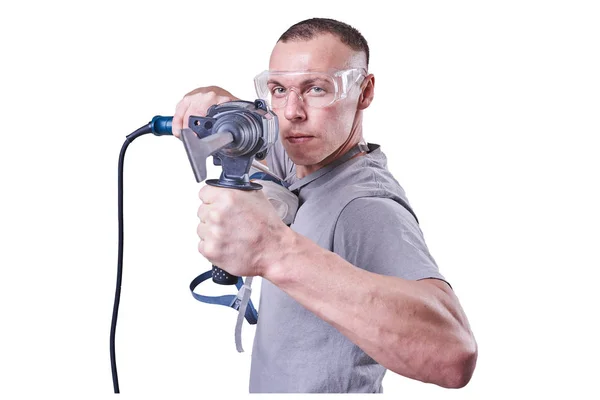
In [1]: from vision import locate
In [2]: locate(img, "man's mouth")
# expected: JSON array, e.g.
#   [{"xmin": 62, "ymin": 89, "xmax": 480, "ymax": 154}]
[{"xmin": 286, "ymin": 133, "xmax": 315, "ymax": 144}]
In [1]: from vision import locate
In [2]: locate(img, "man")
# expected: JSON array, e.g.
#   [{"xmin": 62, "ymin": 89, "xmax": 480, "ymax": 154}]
[{"xmin": 172, "ymin": 18, "xmax": 477, "ymax": 393}]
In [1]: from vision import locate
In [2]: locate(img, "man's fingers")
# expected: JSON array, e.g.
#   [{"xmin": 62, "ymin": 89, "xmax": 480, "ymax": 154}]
[
  {"xmin": 196, "ymin": 220, "xmax": 208, "ymax": 240},
  {"xmin": 173, "ymin": 87, "xmax": 239, "ymax": 139},
  {"xmin": 197, "ymin": 235, "xmax": 206, "ymax": 256},
  {"xmin": 173, "ymin": 95, "xmax": 211, "ymax": 139},
  {"xmin": 172, "ymin": 97, "xmax": 191, "ymax": 139},
  {"xmin": 198, "ymin": 184, "xmax": 224, "ymax": 205},
  {"xmin": 183, "ymin": 104, "xmax": 209, "ymax": 132},
  {"xmin": 197, "ymin": 203, "xmax": 225, "ymax": 226},
  {"xmin": 197, "ymin": 204, "xmax": 209, "ymax": 223}
]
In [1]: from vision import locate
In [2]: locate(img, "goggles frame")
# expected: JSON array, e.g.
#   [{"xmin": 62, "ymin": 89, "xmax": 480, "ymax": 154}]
[{"xmin": 253, "ymin": 68, "xmax": 367, "ymax": 109}]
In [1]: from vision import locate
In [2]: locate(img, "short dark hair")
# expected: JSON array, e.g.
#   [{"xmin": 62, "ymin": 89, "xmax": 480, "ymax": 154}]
[{"xmin": 278, "ymin": 18, "xmax": 370, "ymax": 67}]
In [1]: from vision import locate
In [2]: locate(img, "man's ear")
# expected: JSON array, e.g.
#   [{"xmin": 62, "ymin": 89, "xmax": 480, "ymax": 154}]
[{"xmin": 357, "ymin": 74, "xmax": 375, "ymax": 110}]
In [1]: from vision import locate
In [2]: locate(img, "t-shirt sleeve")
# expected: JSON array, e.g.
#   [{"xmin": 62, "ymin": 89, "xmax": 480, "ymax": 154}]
[{"xmin": 333, "ymin": 196, "xmax": 449, "ymax": 285}]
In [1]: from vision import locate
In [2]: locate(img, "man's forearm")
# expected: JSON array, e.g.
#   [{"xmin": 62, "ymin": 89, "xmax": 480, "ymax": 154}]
[{"xmin": 262, "ymin": 230, "xmax": 477, "ymax": 388}]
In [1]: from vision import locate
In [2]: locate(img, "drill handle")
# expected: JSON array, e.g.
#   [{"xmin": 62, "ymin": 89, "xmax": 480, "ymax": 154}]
[{"xmin": 212, "ymin": 265, "xmax": 239, "ymax": 285}]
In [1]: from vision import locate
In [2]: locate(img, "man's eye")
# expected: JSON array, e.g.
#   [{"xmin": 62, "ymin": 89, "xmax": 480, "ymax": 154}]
[
  {"xmin": 271, "ymin": 87, "xmax": 286, "ymax": 96},
  {"xmin": 308, "ymin": 86, "xmax": 326, "ymax": 95}
]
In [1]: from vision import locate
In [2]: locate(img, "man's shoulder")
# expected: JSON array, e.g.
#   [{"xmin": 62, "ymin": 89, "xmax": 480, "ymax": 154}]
[
  {"xmin": 336, "ymin": 196, "xmax": 419, "ymax": 233},
  {"xmin": 333, "ymin": 145, "xmax": 400, "ymax": 188}
]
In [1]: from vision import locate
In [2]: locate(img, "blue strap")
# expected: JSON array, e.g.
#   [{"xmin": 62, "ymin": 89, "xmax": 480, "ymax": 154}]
[
  {"xmin": 250, "ymin": 171, "xmax": 290, "ymax": 188},
  {"xmin": 189, "ymin": 271, "xmax": 258, "ymax": 325}
]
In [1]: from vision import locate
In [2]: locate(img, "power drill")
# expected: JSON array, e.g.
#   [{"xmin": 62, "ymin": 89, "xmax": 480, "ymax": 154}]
[
  {"xmin": 111, "ymin": 99, "xmax": 278, "ymax": 393},
  {"xmin": 176, "ymin": 99, "xmax": 278, "ymax": 284}
]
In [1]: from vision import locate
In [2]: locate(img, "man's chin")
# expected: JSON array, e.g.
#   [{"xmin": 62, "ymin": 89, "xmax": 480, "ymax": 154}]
[
  {"xmin": 287, "ymin": 154, "xmax": 315, "ymax": 166},
  {"xmin": 285, "ymin": 150, "xmax": 320, "ymax": 167},
  {"xmin": 282, "ymin": 141, "xmax": 332, "ymax": 167}
]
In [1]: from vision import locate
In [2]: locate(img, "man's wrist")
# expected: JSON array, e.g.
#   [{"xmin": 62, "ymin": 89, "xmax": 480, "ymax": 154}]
[{"xmin": 259, "ymin": 226, "xmax": 300, "ymax": 285}]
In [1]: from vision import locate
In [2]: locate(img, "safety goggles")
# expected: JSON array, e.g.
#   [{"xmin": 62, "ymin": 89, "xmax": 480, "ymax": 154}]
[{"xmin": 253, "ymin": 68, "xmax": 367, "ymax": 109}]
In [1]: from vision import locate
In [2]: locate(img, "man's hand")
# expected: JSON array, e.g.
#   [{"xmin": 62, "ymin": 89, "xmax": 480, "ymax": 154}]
[
  {"xmin": 172, "ymin": 86, "xmax": 240, "ymax": 139},
  {"xmin": 196, "ymin": 184, "xmax": 292, "ymax": 278}
]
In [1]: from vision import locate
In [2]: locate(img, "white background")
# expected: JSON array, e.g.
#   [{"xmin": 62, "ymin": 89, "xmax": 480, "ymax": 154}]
[{"xmin": 0, "ymin": 1, "xmax": 598, "ymax": 399}]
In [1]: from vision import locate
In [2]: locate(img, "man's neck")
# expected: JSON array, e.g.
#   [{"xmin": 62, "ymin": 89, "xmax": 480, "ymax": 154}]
[{"xmin": 295, "ymin": 139, "xmax": 367, "ymax": 179}]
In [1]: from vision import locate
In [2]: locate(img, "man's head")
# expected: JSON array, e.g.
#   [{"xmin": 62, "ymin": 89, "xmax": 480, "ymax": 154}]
[
  {"xmin": 277, "ymin": 18, "xmax": 370, "ymax": 68},
  {"xmin": 259, "ymin": 18, "xmax": 375, "ymax": 177}
]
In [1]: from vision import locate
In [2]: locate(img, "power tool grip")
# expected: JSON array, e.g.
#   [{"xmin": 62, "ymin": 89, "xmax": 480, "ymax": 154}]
[{"xmin": 212, "ymin": 265, "xmax": 239, "ymax": 285}]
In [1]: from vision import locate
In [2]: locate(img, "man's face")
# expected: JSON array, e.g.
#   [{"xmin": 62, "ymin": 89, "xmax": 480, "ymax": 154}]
[{"xmin": 268, "ymin": 33, "xmax": 367, "ymax": 168}]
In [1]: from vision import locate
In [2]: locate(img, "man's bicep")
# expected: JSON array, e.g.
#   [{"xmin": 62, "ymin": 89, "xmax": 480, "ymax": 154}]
[{"xmin": 333, "ymin": 197, "xmax": 447, "ymax": 283}]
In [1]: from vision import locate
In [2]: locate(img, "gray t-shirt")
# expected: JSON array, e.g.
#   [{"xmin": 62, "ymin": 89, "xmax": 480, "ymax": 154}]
[{"xmin": 249, "ymin": 140, "xmax": 447, "ymax": 393}]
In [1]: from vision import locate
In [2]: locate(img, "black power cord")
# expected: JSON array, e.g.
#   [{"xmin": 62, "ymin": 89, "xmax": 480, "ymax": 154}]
[{"xmin": 110, "ymin": 123, "xmax": 154, "ymax": 394}]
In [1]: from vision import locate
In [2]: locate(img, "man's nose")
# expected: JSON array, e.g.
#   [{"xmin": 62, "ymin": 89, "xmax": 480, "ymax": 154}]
[{"xmin": 283, "ymin": 89, "xmax": 306, "ymax": 121}]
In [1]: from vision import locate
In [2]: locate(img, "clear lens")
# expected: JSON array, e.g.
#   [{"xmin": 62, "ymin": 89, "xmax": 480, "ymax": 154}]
[{"xmin": 254, "ymin": 68, "xmax": 366, "ymax": 109}]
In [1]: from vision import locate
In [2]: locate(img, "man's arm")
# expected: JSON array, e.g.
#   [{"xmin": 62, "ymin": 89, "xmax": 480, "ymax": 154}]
[{"xmin": 261, "ymin": 199, "xmax": 478, "ymax": 388}]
